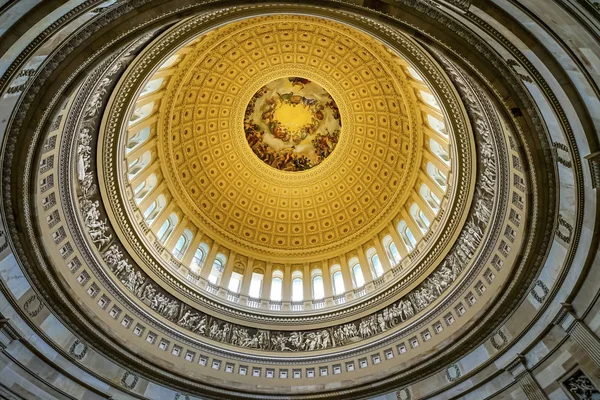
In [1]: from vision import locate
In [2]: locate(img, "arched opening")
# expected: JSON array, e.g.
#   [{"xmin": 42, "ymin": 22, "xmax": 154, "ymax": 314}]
[
  {"xmin": 420, "ymin": 183, "xmax": 441, "ymax": 211},
  {"xmin": 398, "ymin": 220, "xmax": 417, "ymax": 251},
  {"xmin": 270, "ymin": 270, "xmax": 283, "ymax": 301},
  {"xmin": 156, "ymin": 213, "xmax": 178, "ymax": 243},
  {"xmin": 427, "ymin": 162, "xmax": 447, "ymax": 190},
  {"xmin": 207, "ymin": 254, "xmax": 226, "ymax": 285},
  {"xmin": 349, "ymin": 257, "xmax": 365, "ymax": 288},
  {"xmin": 143, "ymin": 194, "xmax": 166, "ymax": 224},
  {"xmin": 330, "ymin": 264, "xmax": 345, "ymax": 295},
  {"xmin": 410, "ymin": 203, "xmax": 430, "ymax": 233},
  {"xmin": 311, "ymin": 269, "xmax": 324, "ymax": 300},
  {"xmin": 248, "ymin": 270, "xmax": 264, "ymax": 299},
  {"xmin": 383, "ymin": 235, "xmax": 401, "ymax": 265},
  {"xmin": 172, "ymin": 229, "xmax": 193, "ymax": 260},
  {"xmin": 129, "ymin": 102, "xmax": 154, "ymax": 126},
  {"xmin": 126, "ymin": 126, "xmax": 151, "ymax": 154},
  {"xmin": 291, "ymin": 270, "xmax": 303, "ymax": 302}
]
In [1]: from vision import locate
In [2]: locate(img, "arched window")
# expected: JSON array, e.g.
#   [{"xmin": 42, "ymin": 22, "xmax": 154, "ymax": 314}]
[
  {"xmin": 248, "ymin": 271, "xmax": 264, "ymax": 299},
  {"xmin": 410, "ymin": 204, "xmax": 430, "ymax": 233},
  {"xmin": 427, "ymin": 162, "xmax": 447, "ymax": 190},
  {"xmin": 312, "ymin": 271, "xmax": 324, "ymax": 300},
  {"xmin": 172, "ymin": 229, "xmax": 192, "ymax": 259},
  {"xmin": 420, "ymin": 183, "xmax": 441, "ymax": 211},
  {"xmin": 270, "ymin": 270, "xmax": 283, "ymax": 301},
  {"xmin": 156, "ymin": 213, "xmax": 178, "ymax": 243},
  {"xmin": 190, "ymin": 243, "xmax": 208, "ymax": 272},
  {"xmin": 292, "ymin": 271, "xmax": 303, "ymax": 302},
  {"xmin": 371, "ymin": 253, "xmax": 384, "ymax": 278},
  {"xmin": 134, "ymin": 174, "xmax": 157, "ymax": 203},
  {"xmin": 349, "ymin": 258, "xmax": 365, "ymax": 288},
  {"xmin": 144, "ymin": 194, "xmax": 166, "ymax": 224},
  {"xmin": 126, "ymin": 126, "xmax": 151, "ymax": 154},
  {"xmin": 382, "ymin": 235, "xmax": 401, "ymax": 265},
  {"xmin": 129, "ymin": 102, "xmax": 154, "ymax": 126},
  {"xmin": 228, "ymin": 271, "xmax": 243, "ymax": 293},
  {"xmin": 420, "ymin": 90, "xmax": 439, "ymax": 109},
  {"xmin": 330, "ymin": 264, "xmax": 345, "ymax": 295},
  {"xmin": 430, "ymin": 139, "xmax": 450, "ymax": 164},
  {"xmin": 128, "ymin": 150, "xmax": 152, "ymax": 178},
  {"xmin": 398, "ymin": 220, "xmax": 417, "ymax": 251},
  {"xmin": 389, "ymin": 242, "xmax": 401, "ymax": 265},
  {"xmin": 407, "ymin": 65, "xmax": 423, "ymax": 81},
  {"xmin": 207, "ymin": 254, "xmax": 226, "ymax": 285},
  {"xmin": 427, "ymin": 114, "xmax": 446, "ymax": 136},
  {"xmin": 141, "ymin": 78, "xmax": 164, "ymax": 96},
  {"xmin": 160, "ymin": 54, "xmax": 179, "ymax": 69}
]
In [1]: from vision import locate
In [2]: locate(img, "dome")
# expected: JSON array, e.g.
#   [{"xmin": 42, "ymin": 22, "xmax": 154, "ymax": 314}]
[{"xmin": 0, "ymin": 1, "xmax": 598, "ymax": 400}]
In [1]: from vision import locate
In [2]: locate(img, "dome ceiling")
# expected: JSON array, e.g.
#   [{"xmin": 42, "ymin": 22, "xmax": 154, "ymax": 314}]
[
  {"xmin": 0, "ymin": 1, "xmax": 593, "ymax": 400},
  {"xmin": 157, "ymin": 16, "xmax": 421, "ymax": 256}
]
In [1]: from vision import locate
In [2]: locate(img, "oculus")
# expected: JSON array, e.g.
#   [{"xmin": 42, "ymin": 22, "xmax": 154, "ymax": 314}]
[{"xmin": 244, "ymin": 77, "xmax": 341, "ymax": 171}]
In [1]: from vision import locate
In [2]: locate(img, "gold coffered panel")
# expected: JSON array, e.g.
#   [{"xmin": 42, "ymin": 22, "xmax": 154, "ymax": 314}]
[{"xmin": 159, "ymin": 15, "xmax": 422, "ymax": 258}]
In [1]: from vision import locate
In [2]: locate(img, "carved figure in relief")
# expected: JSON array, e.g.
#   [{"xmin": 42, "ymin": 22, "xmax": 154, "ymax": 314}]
[{"xmin": 194, "ymin": 316, "xmax": 207, "ymax": 335}]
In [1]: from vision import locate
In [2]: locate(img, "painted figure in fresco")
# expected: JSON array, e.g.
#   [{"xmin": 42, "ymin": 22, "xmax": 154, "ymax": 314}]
[{"xmin": 243, "ymin": 77, "xmax": 342, "ymax": 172}]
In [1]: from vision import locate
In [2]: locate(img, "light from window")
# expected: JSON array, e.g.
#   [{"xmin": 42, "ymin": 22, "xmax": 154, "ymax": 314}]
[
  {"xmin": 228, "ymin": 272, "xmax": 242, "ymax": 293},
  {"xmin": 292, "ymin": 277, "xmax": 303, "ymax": 302},
  {"xmin": 332, "ymin": 271, "xmax": 345, "ymax": 295},
  {"xmin": 270, "ymin": 277, "xmax": 282, "ymax": 301},
  {"xmin": 352, "ymin": 264, "xmax": 365, "ymax": 288},
  {"xmin": 389, "ymin": 242, "xmax": 401, "ymax": 265},
  {"xmin": 312, "ymin": 275, "xmax": 324, "ymax": 300},
  {"xmin": 371, "ymin": 254, "xmax": 383, "ymax": 278},
  {"xmin": 248, "ymin": 272, "xmax": 263, "ymax": 298}
]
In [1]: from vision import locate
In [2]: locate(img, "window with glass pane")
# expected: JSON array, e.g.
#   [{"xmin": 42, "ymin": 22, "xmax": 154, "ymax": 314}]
[
  {"xmin": 228, "ymin": 272, "xmax": 243, "ymax": 293},
  {"xmin": 248, "ymin": 273, "xmax": 263, "ymax": 299},
  {"xmin": 389, "ymin": 243, "xmax": 401, "ymax": 265},
  {"xmin": 270, "ymin": 277, "xmax": 282, "ymax": 301},
  {"xmin": 292, "ymin": 278, "xmax": 303, "ymax": 301},
  {"xmin": 371, "ymin": 254, "xmax": 383, "ymax": 277},
  {"xmin": 332, "ymin": 271, "xmax": 345, "ymax": 295},
  {"xmin": 312, "ymin": 276, "xmax": 324, "ymax": 300},
  {"xmin": 208, "ymin": 259, "xmax": 223, "ymax": 285},
  {"xmin": 156, "ymin": 219, "xmax": 171, "ymax": 243},
  {"xmin": 172, "ymin": 235, "xmax": 187, "ymax": 259},
  {"xmin": 191, "ymin": 248, "xmax": 204, "ymax": 271},
  {"xmin": 352, "ymin": 264, "xmax": 365, "ymax": 288}
]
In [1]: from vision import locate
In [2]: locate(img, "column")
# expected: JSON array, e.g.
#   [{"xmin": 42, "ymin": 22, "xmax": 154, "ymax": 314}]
[
  {"xmin": 137, "ymin": 182, "xmax": 166, "ymax": 213},
  {"xmin": 240, "ymin": 257, "xmax": 254, "ymax": 296},
  {"xmin": 423, "ymin": 149, "xmax": 448, "ymax": 173},
  {"xmin": 303, "ymin": 263, "xmax": 312, "ymax": 305},
  {"xmin": 219, "ymin": 252, "xmax": 238, "ymax": 293},
  {"xmin": 150, "ymin": 201, "xmax": 176, "ymax": 233},
  {"xmin": 418, "ymin": 172, "xmax": 445, "ymax": 200},
  {"xmin": 372, "ymin": 237, "xmax": 392, "ymax": 273},
  {"xmin": 356, "ymin": 246, "xmax": 373, "ymax": 284},
  {"xmin": 400, "ymin": 210, "xmax": 423, "ymax": 242},
  {"xmin": 554, "ymin": 303, "xmax": 600, "ymax": 368},
  {"xmin": 282, "ymin": 264, "xmax": 292, "ymax": 302},
  {"xmin": 413, "ymin": 194, "xmax": 435, "ymax": 224},
  {"xmin": 339, "ymin": 254, "xmax": 354, "ymax": 300},
  {"xmin": 200, "ymin": 244, "xmax": 219, "ymax": 281},
  {"xmin": 261, "ymin": 262, "xmax": 273, "ymax": 304},
  {"xmin": 423, "ymin": 126, "xmax": 449, "ymax": 151},
  {"xmin": 387, "ymin": 222, "xmax": 408, "ymax": 260},
  {"xmin": 181, "ymin": 232, "xmax": 204, "ymax": 266},
  {"xmin": 164, "ymin": 218, "xmax": 188, "ymax": 251},
  {"xmin": 127, "ymin": 114, "xmax": 158, "ymax": 136},
  {"xmin": 505, "ymin": 355, "xmax": 548, "ymax": 400},
  {"xmin": 321, "ymin": 260, "xmax": 333, "ymax": 299},
  {"xmin": 125, "ymin": 137, "xmax": 157, "ymax": 163}
]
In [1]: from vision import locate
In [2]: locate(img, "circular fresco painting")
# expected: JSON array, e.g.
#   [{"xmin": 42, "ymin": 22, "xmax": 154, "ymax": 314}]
[{"xmin": 244, "ymin": 77, "xmax": 341, "ymax": 172}]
